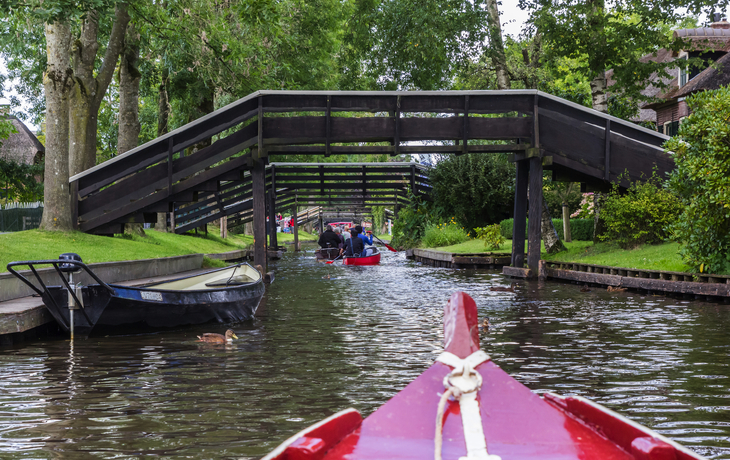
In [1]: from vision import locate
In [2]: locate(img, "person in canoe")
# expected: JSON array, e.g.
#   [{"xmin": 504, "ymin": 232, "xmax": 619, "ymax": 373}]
[
  {"xmin": 318, "ymin": 225, "xmax": 343, "ymax": 256},
  {"xmin": 344, "ymin": 227, "xmax": 365, "ymax": 257},
  {"xmin": 354, "ymin": 225, "xmax": 375, "ymax": 257}
]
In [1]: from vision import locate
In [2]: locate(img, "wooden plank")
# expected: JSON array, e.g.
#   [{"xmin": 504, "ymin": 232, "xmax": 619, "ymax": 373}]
[
  {"xmin": 604, "ymin": 119, "xmax": 611, "ymax": 181},
  {"xmin": 502, "ymin": 266, "xmax": 533, "ymax": 279},
  {"xmin": 292, "ymin": 205, "xmax": 300, "ymax": 251},
  {"xmin": 527, "ymin": 157, "xmax": 542, "ymax": 275},
  {"xmin": 469, "ymin": 94, "xmax": 533, "ymax": 114},
  {"xmin": 252, "ymin": 155, "xmax": 267, "ymax": 272},
  {"xmin": 77, "ymin": 98, "xmax": 258, "ymax": 193},
  {"xmin": 545, "ymin": 267, "xmax": 730, "ymax": 297},
  {"xmin": 80, "ymin": 152, "xmax": 251, "ymax": 232},
  {"xmin": 268, "ymin": 188, "xmax": 277, "ymax": 249},
  {"xmin": 512, "ymin": 160, "xmax": 528, "ymax": 268},
  {"xmin": 79, "ymin": 125, "xmax": 256, "ymax": 217}
]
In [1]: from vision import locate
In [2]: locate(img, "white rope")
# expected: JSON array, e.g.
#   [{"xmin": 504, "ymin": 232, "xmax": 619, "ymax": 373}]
[{"xmin": 434, "ymin": 351, "xmax": 501, "ymax": 460}]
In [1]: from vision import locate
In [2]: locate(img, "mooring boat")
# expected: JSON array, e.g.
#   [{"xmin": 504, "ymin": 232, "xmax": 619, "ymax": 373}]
[
  {"xmin": 343, "ymin": 247, "xmax": 381, "ymax": 266},
  {"xmin": 7, "ymin": 254, "xmax": 265, "ymax": 338},
  {"xmin": 315, "ymin": 248, "xmax": 340, "ymax": 261},
  {"xmin": 263, "ymin": 291, "xmax": 703, "ymax": 460}
]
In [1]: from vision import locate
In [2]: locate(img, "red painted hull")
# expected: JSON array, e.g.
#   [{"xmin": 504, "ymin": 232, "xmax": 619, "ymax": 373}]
[
  {"xmin": 263, "ymin": 292, "xmax": 704, "ymax": 460},
  {"xmin": 342, "ymin": 252, "xmax": 381, "ymax": 266}
]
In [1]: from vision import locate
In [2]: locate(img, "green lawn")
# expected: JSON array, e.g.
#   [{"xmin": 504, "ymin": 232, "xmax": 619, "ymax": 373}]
[
  {"xmin": 275, "ymin": 230, "xmax": 316, "ymax": 242},
  {"xmin": 423, "ymin": 238, "xmax": 695, "ymax": 273},
  {"xmin": 0, "ymin": 229, "xmax": 253, "ymax": 273}
]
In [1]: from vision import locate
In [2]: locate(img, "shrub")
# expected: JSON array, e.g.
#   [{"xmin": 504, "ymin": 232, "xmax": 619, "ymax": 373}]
[
  {"xmin": 600, "ymin": 172, "xmax": 681, "ymax": 249},
  {"xmin": 430, "ymin": 153, "xmax": 515, "ymax": 230},
  {"xmin": 421, "ymin": 219, "xmax": 469, "ymax": 248},
  {"xmin": 391, "ymin": 201, "xmax": 430, "ymax": 249},
  {"xmin": 666, "ymin": 86, "xmax": 730, "ymax": 273},
  {"xmin": 499, "ymin": 218, "xmax": 593, "ymax": 241},
  {"xmin": 475, "ymin": 224, "xmax": 505, "ymax": 250},
  {"xmin": 571, "ymin": 193, "xmax": 594, "ymax": 218}
]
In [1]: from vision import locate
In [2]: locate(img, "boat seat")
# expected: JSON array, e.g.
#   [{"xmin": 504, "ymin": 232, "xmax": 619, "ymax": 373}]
[{"xmin": 205, "ymin": 274, "xmax": 256, "ymax": 287}]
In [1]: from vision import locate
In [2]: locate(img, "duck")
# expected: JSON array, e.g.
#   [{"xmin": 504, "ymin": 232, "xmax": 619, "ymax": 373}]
[
  {"xmin": 197, "ymin": 329, "xmax": 238, "ymax": 344},
  {"xmin": 490, "ymin": 283, "xmax": 516, "ymax": 293},
  {"xmin": 580, "ymin": 285, "xmax": 591, "ymax": 292},
  {"xmin": 607, "ymin": 285, "xmax": 627, "ymax": 292},
  {"xmin": 480, "ymin": 318, "xmax": 491, "ymax": 332}
]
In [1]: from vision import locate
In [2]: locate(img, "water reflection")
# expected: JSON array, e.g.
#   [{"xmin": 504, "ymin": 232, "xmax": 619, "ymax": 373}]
[{"xmin": 0, "ymin": 244, "xmax": 728, "ymax": 458}]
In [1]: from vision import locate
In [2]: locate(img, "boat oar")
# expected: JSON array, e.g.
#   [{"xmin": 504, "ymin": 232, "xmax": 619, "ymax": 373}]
[
  {"xmin": 371, "ymin": 234, "xmax": 397, "ymax": 252},
  {"xmin": 326, "ymin": 253, "xmax": 344, "ymax": 264}
]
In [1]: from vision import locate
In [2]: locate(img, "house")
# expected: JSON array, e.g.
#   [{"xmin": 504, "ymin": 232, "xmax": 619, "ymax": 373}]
[
  {"xmin": 644, "ymin": 15, "xmax": 730, "ymax": 135},
  {"xmin": 0, "ymin": 116, "xmax": 44, "ymax": 166}
]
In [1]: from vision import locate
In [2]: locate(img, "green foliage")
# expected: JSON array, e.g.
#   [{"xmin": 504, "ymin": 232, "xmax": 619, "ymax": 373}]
[
  {"xmin": 666, "ymin": 86, "xmax": 730, "ymax": 274},
  {"xmin": 520, "ymin": 0, "xmax": 709, "ymax": 109},
  {"xmin": 600, "ymin": 172, "xmax": 681, "ymax": 249},
  {"xmin": 340, "ymin": 0, "xmax": 489, "ymax": 90},
  {"xmin": 0, "ymin": 159, "xmax": 44, "ymax": 202},
  {"xmin": 421, "ymin": 219, "xmax": 469, "ymax": 248},
  {"xmin": 500, "ymin": 218, "xmax": 594, "ymax": 241},
  {"xmin": 429, "ymin": 153, "xmax": 514, "ymax": 232},
  {"xmin": 391, "ymin": 199, "xmax": 431, "ymax": 249},
  {"xmin": 475, "ymin": 224, "xmax": 504, "ymax": 250},
  {"xmin": 543, "ymin": 181, "xmax": 581, "ymax": 218}
]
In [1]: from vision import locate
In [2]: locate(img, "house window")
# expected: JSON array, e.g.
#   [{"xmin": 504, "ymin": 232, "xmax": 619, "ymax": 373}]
[
  {"xmin": 657, "ymin": 124, "xmax": 664, "ymax": 134},
  {"xmin": 664, "ymin": 120, "xmax": 680, "ymax": 136},
  {"xmin": 679, "ymin": 55, "xmax": 688, "ymax": 87}
]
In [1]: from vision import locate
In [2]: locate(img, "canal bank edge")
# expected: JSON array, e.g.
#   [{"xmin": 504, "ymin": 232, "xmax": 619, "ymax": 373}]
[{"xmin": 504, "ymin": 260, "xmax": 730, "ymax": 300}]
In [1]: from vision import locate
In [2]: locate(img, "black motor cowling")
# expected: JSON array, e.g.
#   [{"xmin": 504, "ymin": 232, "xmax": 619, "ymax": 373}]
[{"xmin": 59, "ymin": 253, "xmax": 82, "ymax": 273}]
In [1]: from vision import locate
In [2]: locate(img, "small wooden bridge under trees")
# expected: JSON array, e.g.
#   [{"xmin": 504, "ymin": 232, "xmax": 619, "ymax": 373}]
[{"xmin": 69, "ymin": 90, "xmax": 671, "ymax": 274}]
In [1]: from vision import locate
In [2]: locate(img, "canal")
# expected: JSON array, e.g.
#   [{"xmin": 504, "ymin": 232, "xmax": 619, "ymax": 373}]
[{"xmin": 1, "ymin": 245, "xmax": 729, "ymax": 458}]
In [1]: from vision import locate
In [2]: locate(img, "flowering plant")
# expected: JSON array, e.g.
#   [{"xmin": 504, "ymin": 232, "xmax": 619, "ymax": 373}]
[{"xmin": 570, "ymin": 193, "xmax": 594, "ymax": 219}]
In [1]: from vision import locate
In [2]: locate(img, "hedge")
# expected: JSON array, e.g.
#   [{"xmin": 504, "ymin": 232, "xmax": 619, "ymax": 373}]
[{"xmin": 499, "ymin": 218, "xmax": 594, "ymax": 241}]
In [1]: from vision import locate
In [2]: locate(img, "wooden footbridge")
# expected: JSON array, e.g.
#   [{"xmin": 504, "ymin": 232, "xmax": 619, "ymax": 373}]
[{"xmin": 69, "ymin": 90, "xmax": 671, "ymax": 273}]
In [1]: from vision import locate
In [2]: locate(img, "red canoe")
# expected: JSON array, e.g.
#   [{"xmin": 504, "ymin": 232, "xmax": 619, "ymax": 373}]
[
  {"xmin": 263, "ymin": 291, "xmax": 704, "ymax": 460},
  {"xmin": 342, "ymin": 248, "xmax": 381, "ymax": 266}
]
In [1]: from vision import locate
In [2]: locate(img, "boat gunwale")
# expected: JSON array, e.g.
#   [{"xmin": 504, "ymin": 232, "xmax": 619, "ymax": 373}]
[{"xmin": 109, "ymin": 262, "xmax": 264, "ymax": 294}]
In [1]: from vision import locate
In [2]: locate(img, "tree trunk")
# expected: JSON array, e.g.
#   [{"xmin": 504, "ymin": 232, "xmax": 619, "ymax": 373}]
[
  {"xmin": 40, "ymin": 20, "xmax": 74, "ymax": 231},
  {"xmin": 590, "ymin": 72, "xmax": 608, "ymax": 113},
  {"xmin": 69, "ymin": 5, "xmax": 130, "ymax": 178},
  {"xmin": 118, "ymin": 24, "xmax": 140, "ymax": 154},
  {"xmin": 541, "ymin": 196, "xmax": 566, "ymax": 253},
  {"xmin": 593, "ymin": 192, "xmax": 606, "ymax": 243},
  {"xmin": 562, "ymin": 203, "xmax": 572, "ymax": 242},
  {"xmin": 119, "ymin": 22, "xmax": 144, "ymax": 237},
  {"xmin": 155, "ymin": 68, "xmax": 171, "ymax": 232},
  {"xmin": 485, "ymin": 0, "xmax": 511, "ymax": 90}
]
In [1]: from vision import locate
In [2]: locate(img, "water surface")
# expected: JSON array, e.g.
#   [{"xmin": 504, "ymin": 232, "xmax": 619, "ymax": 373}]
[{"xmin": 1, "ymin": 245, "xmax": 729, "ymax": 458}]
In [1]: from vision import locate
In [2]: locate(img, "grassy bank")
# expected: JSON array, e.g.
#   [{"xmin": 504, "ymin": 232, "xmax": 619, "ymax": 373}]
[
  {"xmin": 0, "ymin": 229, "xmax": 253, "ymax": 273},
  {"xmin": 423, "ymin": 239, "xmax": 695, "ymax": 273}
]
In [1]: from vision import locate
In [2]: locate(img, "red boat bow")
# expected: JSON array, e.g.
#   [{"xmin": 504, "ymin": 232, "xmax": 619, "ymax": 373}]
[{"xmin": 263, "ymin": 292, "xmax": 704, "ymax": 460}]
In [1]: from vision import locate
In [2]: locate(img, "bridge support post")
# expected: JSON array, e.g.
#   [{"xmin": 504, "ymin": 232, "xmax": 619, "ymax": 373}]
[
  {"xmin": 511, "ymin": 160, "xmax": 528, "ymax": 268},
  {"xmin": 292, "ymin": 206, "xmax": 300, "ymax": 251},
  {"xmin": 252, "ymin": 155, "xmax": 267, "ymax": 273},
  {"xmin": 268, "ymin": 188, "xmax": 278, "ymax": 250},
  {"xmin": 527, "ymin": 156, "xmax": 543, "ymax": 277}
]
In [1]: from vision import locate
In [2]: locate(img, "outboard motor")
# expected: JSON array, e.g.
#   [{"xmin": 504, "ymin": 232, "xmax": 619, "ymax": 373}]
[{"xmin": 59, "ymin": 253, "xmax": 83, "ymax": 339}]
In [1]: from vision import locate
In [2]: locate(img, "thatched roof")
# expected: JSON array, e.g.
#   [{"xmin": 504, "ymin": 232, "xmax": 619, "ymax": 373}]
[{"xmin": 0, "ymin": 117, "xmax": 44, "ymax": 165}]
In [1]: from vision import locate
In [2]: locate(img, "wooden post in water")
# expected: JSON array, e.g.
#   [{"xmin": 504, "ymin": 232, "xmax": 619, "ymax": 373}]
[
  {"xmin": 268, "ymin": 188, "xmax": 278, "ymax": 250},
  {"xmin": 511, "ymin": 160, "xmax": 528, "ymax": 268},
  {"xmin": 252, "ymin": 153, "xmax": 267, "ymax": 273},
  {"xmin": 527, "ymin": 156, "xmax": 543, "ymax": 276},
  {"xmin": 292, "ymin": 206, "xmax": 300, "ymax": 251}
]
